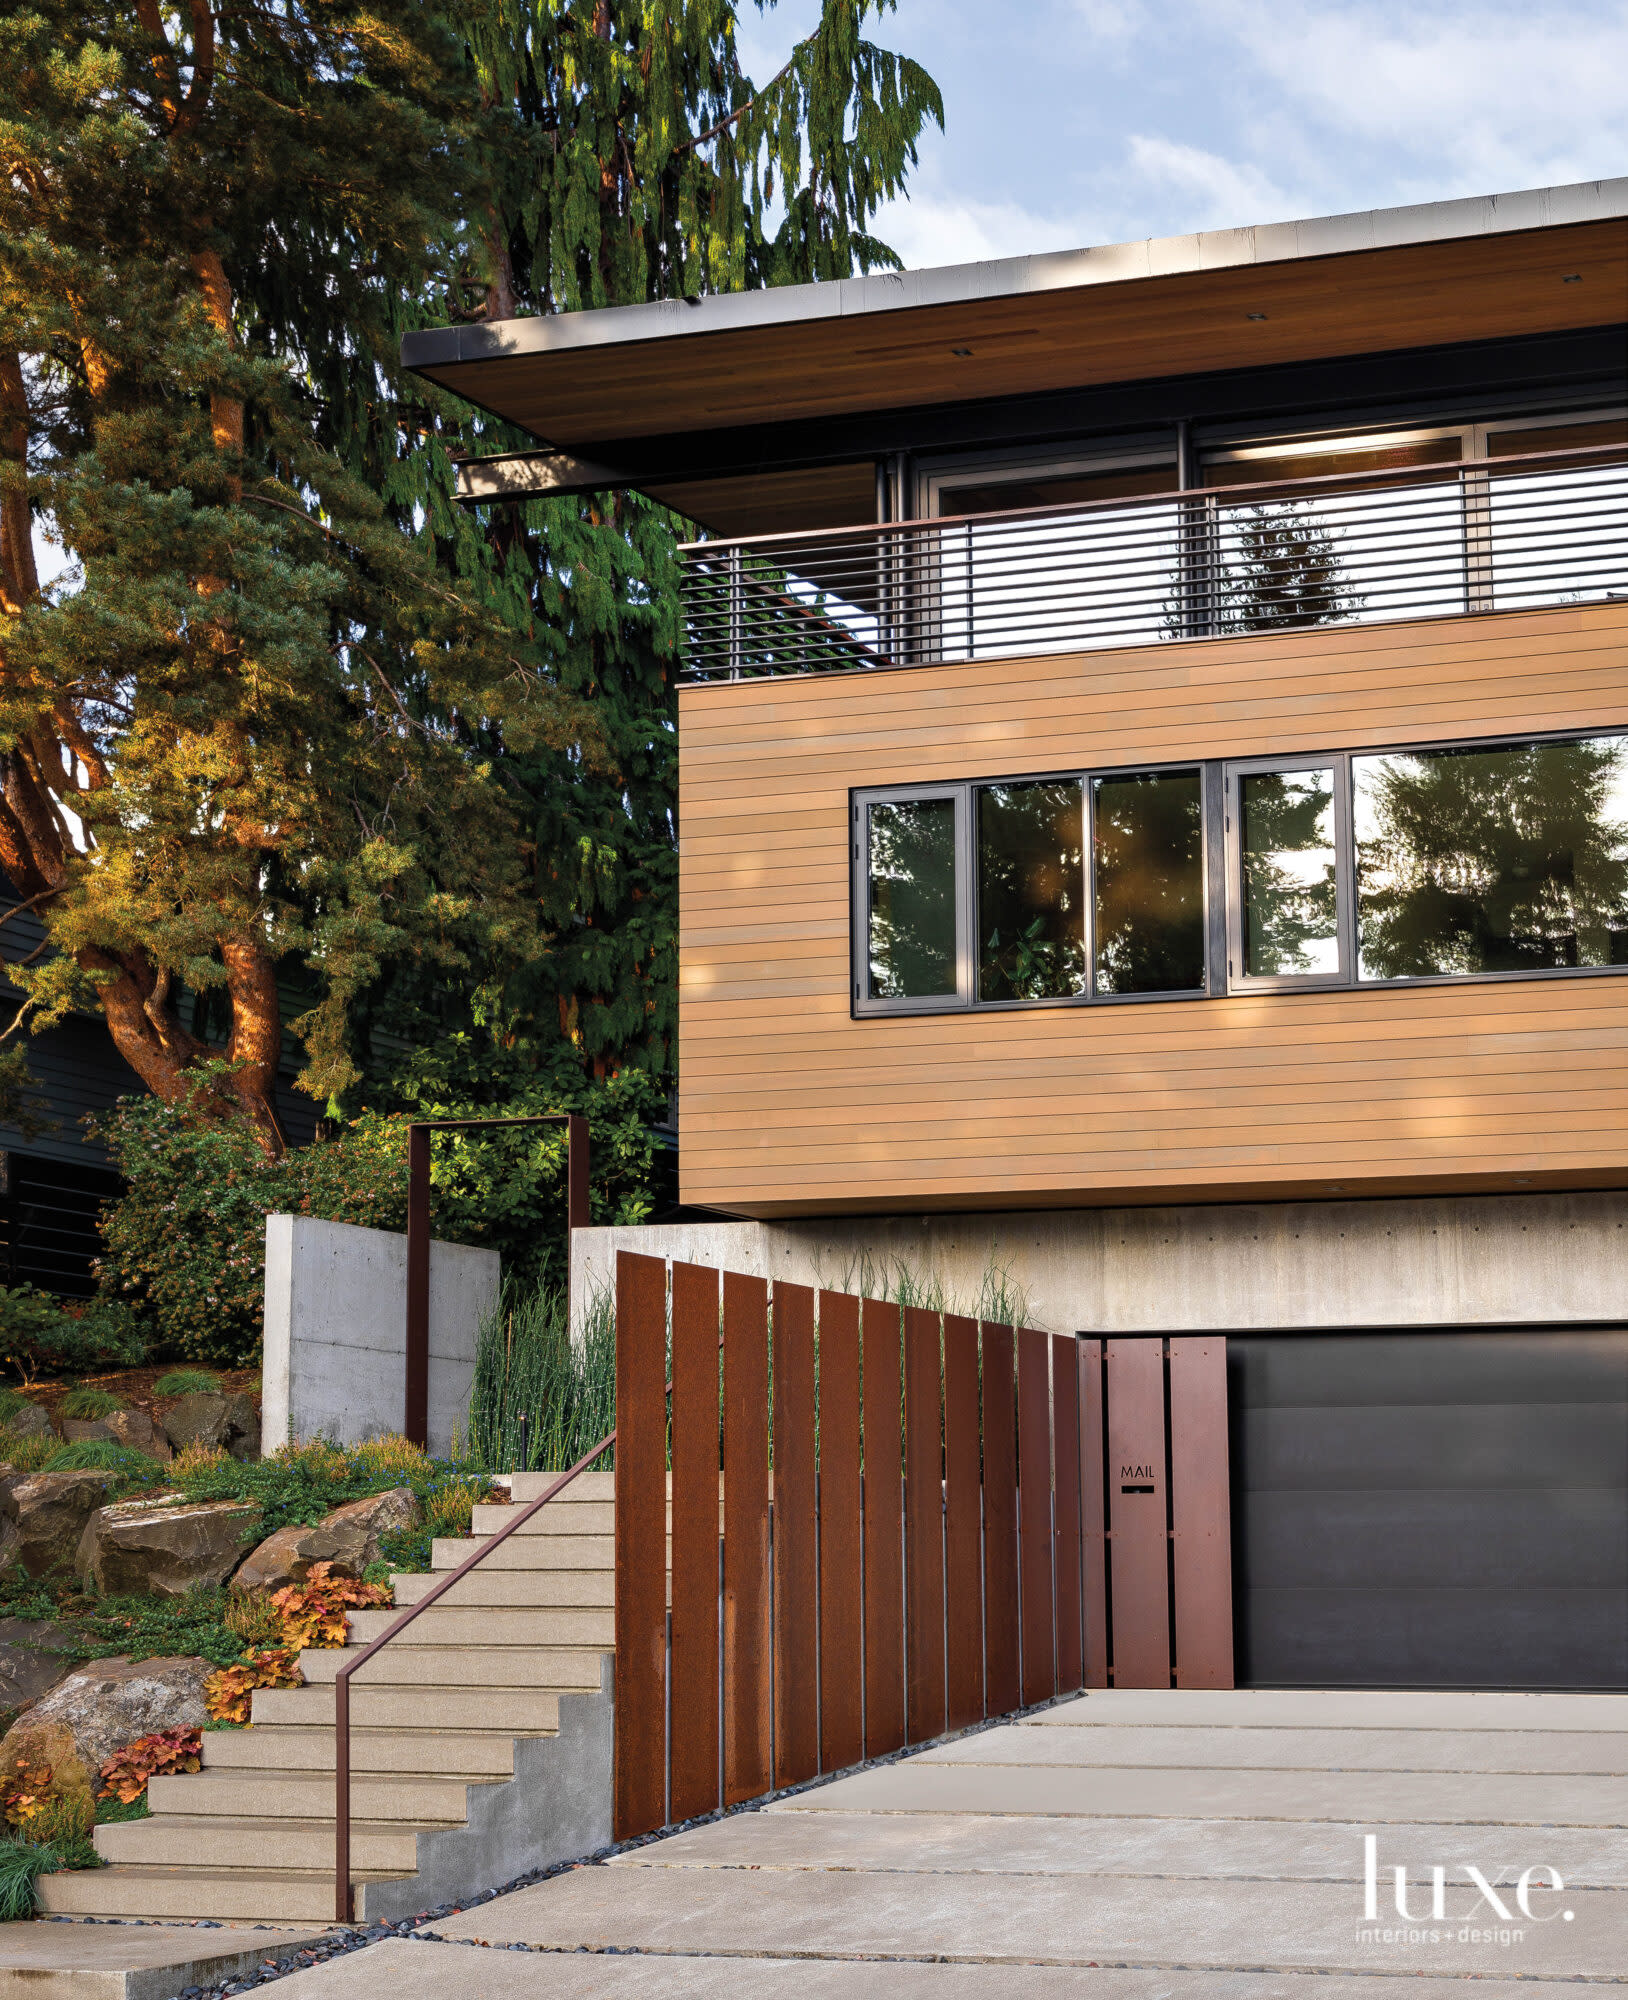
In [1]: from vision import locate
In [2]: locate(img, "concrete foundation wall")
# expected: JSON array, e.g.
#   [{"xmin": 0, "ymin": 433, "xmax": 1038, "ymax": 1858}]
[
  {"xmin": 570, "ymin": 1189, "xmax": 1628, "ymax": 1336},
  {"xmin": 262, "ymin": 1215, "xmax": 499, "ymax": 1457}
]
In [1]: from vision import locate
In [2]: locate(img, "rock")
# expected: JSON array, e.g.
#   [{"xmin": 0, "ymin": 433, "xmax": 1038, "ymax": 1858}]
[
  {"xmin": 3, "ymin": 1402, "xmax": 53, "ymax": 1442},
  {"xmin": 75, "ymin": 1495, "xmax": 260, "ymax": 1597},
  {"xmin": 0, "ymin": 1471, "xmax": 121, "ymax": 1578},
  {"xmin": 163, "ymin": 1391, "xmax": 258, "ymax": 1461},
  {"xmin": 234, "ymin": 1487, "xmax": 419, "ymax": 1592},
  {"xmin": 61, "ymin": 1418, "xmax": 115, "ymax": 1444},
  {"xmin": 105, "ymin": 1408, "xmax": 172, "ymax": 1461},
  {"xmin": 0, "ymin": 1655, "xmax": 209, "ymax": 1793},
  {"xmin": 0, "ymin": 1616, "xmax": 76, "ymax": 1711}
]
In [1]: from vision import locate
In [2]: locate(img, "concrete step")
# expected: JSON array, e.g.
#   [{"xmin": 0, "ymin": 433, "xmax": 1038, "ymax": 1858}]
[
  {"xmin": 297, "ymin": 1644, "xmax": 607, "ymax": 1690},
  {"xmin": 392, "ymin": 1567, "xmax": 614, "ymax": 1607},
  {"xmin": 202, "ymin": 1726, "xmax": 528, "ymax": 1778},
  {"xmin": 430, "ymin": 1532, "xmax": 613, "ymax": 1571},
  {"xmin": 345, "ymin": 1605, "xmax": 614, "ymax": 1649},
  {"xmin": 252, "ymin": 1683, "xmax": 565, "ymax": 1733},
  {"xmin": 97, "ymin": 1813, "xmax": 427, "ymax": 1873},
  {"xmin": 471, "ymin": 1500, "xmax": 614, "ymax": 1535},
  {"xmin": 146, "ymin": 1769, "xmax": 484, "ymax": 1823},
  {"xmin": 508, "ymin": 1471, "xmax": 615, "ymax": 1503},
  {"xmin": 37, "ymin": 1865, "xmax": 403, "ymax": 1923}
]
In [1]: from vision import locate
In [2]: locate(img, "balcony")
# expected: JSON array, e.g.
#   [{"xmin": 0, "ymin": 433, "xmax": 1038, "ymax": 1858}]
[{"xmin": 677, "ymin": 443, "xmax": 1628, "ymax": 682}]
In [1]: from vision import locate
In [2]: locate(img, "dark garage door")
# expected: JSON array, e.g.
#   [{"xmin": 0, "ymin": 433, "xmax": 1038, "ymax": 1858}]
[{"xmin": 1229, "ymin": 1330, "xmax": 1628, "ymax": 1690}]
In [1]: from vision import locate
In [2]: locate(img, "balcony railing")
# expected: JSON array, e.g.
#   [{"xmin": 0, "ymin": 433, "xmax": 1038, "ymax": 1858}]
[{"xmin": 676, "ymin": 443, "xmax": 1628, "ymax": 682}]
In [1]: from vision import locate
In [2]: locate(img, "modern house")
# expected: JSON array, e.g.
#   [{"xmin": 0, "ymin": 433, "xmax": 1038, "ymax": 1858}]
[{"xmin": 406, "ymin": 180, "xmax": 1628, "ymax": 1697}]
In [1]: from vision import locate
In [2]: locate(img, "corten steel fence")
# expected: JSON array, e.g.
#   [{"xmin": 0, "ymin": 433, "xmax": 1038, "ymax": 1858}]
[
  {"xmin": 676, "ymin": 442, "xmax": 1628, "ymax": 681},
  {"xmin": 610, "ymin": 1252, "xmax": 1235, "ymax": 1843}
]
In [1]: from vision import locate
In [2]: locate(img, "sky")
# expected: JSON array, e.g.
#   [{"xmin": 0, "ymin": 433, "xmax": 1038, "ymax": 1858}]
[{"xmin": 736, "ymin": 0, "xmax": 1628, "ymax": 269}]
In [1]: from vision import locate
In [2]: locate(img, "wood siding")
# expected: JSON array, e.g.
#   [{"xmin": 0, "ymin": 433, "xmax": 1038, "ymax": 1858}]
[{"xmin": 678, "ymin": 602, "xmax": 1628, "ymax": 1216}]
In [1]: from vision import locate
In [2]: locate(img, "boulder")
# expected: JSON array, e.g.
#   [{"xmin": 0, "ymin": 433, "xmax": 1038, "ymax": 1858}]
[
  {"xmin": 61, "ymin": 1418, "xmax": 115, "ymax": 1444},
  {"xmin": 0, "ymin": 1655, "xmax": 209, "ymax": 1796},
  {"xmin": 234, "ymin": 1486, "xmax": 419, "ymax": 1592},
  {"xmin": 0, "ymin": 1616, "xmax": 76, "ymax": 1711},
  {"xmin": 163, "ymin": 1391, "xmax": 259, "ymax": 1461},
  {"xmin": 3, "ymin": 1402, "xmax": 53, "ymax": 1442},
  {"xmin": 105, "ymin": 1408, "xmax": 171, "ymax": 1461},
  {"xmin": 0, "ymin": 1471, "xmax": 121, "ymax": 1578},
  {"xmin": 75, "ymin": 1495, "xmax": 260, "ymax": 1597}
]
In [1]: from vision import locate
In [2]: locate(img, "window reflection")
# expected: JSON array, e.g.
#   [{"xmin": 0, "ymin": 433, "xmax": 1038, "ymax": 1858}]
[
  {"xmin": 977, "ymin": 782, "xmax": 1085, "ymax": 1001},
  {"xmin": 1240, "ymin": 769, "xmax": 1340, "ymax": 977},
  {"xmin": 1093, "ymin": 771, "xmax": 1206, "ymax": 994},
  {"xmin": 1355, "ymin": 739, "xmax": 1628, "ymax": 978},
  {"xmin": 868, "ymin": 799, "xmax": 958, "ymax": 999}
]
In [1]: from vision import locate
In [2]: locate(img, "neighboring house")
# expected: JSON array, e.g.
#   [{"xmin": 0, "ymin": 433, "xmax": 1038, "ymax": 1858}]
[
  {"xmin": 406, "ymin": 182, "xmax": 1628, "ymax": 1694},
  {"xmin": 0, "ymin": 878, "xmax": 317, "ymax": 1295}
]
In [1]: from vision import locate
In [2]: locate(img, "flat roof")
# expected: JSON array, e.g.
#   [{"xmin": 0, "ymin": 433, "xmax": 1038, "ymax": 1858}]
[{"xmin": 403, "ymin": 179, "xmax": 1628, "ymax": 457}]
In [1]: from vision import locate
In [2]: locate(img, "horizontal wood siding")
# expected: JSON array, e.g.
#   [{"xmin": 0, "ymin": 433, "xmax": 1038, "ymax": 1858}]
[{"xmin": 678, "ymin": 603, "xmax": 1628, "ymax": 1215}]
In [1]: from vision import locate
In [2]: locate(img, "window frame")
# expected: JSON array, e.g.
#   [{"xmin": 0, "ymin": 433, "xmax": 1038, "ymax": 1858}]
[
  {"xmin": 1224, "ymin": 753, "xmax": 1355, "ymax": 992},
  {"xmin": 852, "ymin": 761, "xmax": 1213, "ymax": 1018},
  {"xmin": 851, "ymin": 784, "xmax": 972, "ymax": 1015}
]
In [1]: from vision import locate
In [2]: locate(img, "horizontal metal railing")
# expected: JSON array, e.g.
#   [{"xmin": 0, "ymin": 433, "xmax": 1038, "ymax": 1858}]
[{"xmin": 676, "ymin": 443, "xmax": 1628, "ymax": 681}]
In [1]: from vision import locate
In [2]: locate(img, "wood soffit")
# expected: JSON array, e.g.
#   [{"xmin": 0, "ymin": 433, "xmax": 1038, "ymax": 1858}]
[{"xmin": 405, "ymin": 212, "xmax": 1628, "ymax": 454}]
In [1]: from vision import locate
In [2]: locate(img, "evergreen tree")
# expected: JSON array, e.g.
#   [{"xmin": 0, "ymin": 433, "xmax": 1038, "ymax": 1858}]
[
  {"xmin": 0, "ymin": 0, "xmax": 581, "ymax": 1154},
  {"xmin": 369, "ymin": 2, "xmax": 943, "ymax": 1107}
]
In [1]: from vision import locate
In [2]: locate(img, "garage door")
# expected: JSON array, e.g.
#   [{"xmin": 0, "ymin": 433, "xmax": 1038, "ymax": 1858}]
[{"xmin": 1229, "ymin": 1330, "xmax": 1628, "ymax": 1690}]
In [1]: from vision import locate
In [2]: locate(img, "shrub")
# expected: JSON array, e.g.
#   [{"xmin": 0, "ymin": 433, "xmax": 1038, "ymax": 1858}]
[
  {"xmin": 59, "ymin": 1386, "xmax": 123, "ymax": 1420},
  {"xmin": 269, "ymin": 1563, "xmax": 391, "ymax": 1650},
  {"xmin": 92, "ymin": 1060, "xmax": 666, "ymax": 1364},
  {"xmin": 0, "ymin": 1286, "xmax": 144, "ymax": 1387},
  {"xmin": 98, "ymin": 1730, "xmax": 201, "ymax": 1804},
  {"xmin": 349, "ymin": 1435, "xmax": 433, "ymax": 1480},
  {"xmin": 153, "ymin": 1369, "xmax": 221, "ymax": 1398},
  {"xmin": 469, "ymin": 1278, "xmax": 615, "ymax": 1474},
  {"xmin": 224, "ymin": 1586, "xmax": 284, "ymax": 1652},
  {"xmin": 205, "ymin": 1649, "xmax": 302, "ymax": 1726},
  {"xmin": 171, "ymin": 1441, "xmax": 230, "ymax": 1475}
]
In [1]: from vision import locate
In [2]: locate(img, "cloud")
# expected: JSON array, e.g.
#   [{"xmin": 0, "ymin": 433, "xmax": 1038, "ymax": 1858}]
[
  {"xmin": 1118, "ymin": 136, "xmax": 1296, "ymax": 234},
  {"xmin": 872, "ymin": 187, "xmax": 1088, "ymax": 268},
  {"xmin": 1224, "ymin": 2, "xmax": 1628, "ymax": 195}
]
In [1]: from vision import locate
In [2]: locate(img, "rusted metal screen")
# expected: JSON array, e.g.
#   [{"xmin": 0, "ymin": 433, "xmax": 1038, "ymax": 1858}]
[{"xmin": 614, "ymin": 1258, "xmax": 1236, "ymax": 1837}]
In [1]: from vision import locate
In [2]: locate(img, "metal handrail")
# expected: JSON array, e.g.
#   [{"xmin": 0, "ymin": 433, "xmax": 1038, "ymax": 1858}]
[
  {"xmin": 332, "ymin": 1433, "xmax": 614, "ymax": 1922},
  {"xmin": 676, "ymin": 441, "xmax": 1628, "ymax": 681}
]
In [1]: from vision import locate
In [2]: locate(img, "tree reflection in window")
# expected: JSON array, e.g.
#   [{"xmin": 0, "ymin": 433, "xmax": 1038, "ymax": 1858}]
[
  {"xmin": 868, "ymin": 798, "xmax": 959, "ymax": 998},
  {"xmin": 1217, "ymin": 503, "xmax": 1365, "ymax": 632},
  {"xmin": 1240, "ymin": 769, "xmax": 1341, "ymax": 976},
  {"xmin": 978, "ymin": 782, "xmax": 1086, "ymax": 1001},
  {"xmin": 1093, "ymin": 771, "xmax": 1206, "ymax": 993},
  {"xmin": 1356, "ymin": 739, "xmax": 1628, "ymax": 977}
]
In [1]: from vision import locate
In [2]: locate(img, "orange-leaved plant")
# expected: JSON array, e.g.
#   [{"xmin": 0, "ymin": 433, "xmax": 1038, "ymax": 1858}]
[
  {"xmin": 1, "ymin": 1757, "xmax": 57, "ymax": 1828},
  {"xmin": 98, "ymin": 1730, "xmax": 202, "ymax": 1804},
  {"xmin": 205, "ymin": 1648, "xmax": 303, "ymax": 1726},
  {"xmin": 270, "ymin": 1561, "xmax": 392, "ymax": 1650}
]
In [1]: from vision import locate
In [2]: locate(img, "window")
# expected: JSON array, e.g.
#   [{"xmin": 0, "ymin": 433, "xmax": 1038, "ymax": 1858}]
[
  {"xmin": 1355, "ymin": 739, "xmax": 1628, "ymax": 977},
  {"xmin": 864, "ymin": 793, "xmax": 964, "ymax": 1003},
  {"xmin": 1229, "ymin": 762, "xmax": 1348, "ymax": 984},
  {"xmin": 977, "ymin": 782, "xmax": 1086, "ymax": 1001},
  {"xmin": 1092, "ymin": 770, "xmax": 1206, "ymax": 995},
  {"xmin": 855, "ymin": 766, "xmax": 1206, "ymax": 1013},
  {"xmin": 856, "ymin": 729, "xmax": 1628, "ymax": 1016}
]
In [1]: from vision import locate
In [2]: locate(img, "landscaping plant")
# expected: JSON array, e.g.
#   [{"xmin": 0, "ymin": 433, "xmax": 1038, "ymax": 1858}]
[
  {"xmin": 204, "ymin": 1650, "xmax": 302, "ymax": 1727},
  {"xmin": 152, "ymin": 1370, "xmax": 220, "ymax": 1398},
  {"xmin": 268, "ymin": 1563, "xmax": 391, "ymax": 1651},
  {"xmin": 0, "ymin": 1287, "xmax": 144, "ymax": 1387},
  {"xmin": 469, "ymin": 1279, "xmax": 615, "ymax": 1474},
  {"xmin": 98, "ymin": 1731, "xmax": 202, "ymax": 1805},
  {"xmin": 58, "ymin": 1386, "xmax": 123, "ymax": 1420}
]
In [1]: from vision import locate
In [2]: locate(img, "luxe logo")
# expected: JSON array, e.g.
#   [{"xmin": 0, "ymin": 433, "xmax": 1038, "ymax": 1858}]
[{"xmin": 1362, "ymin": 1834, "xmax": 1573, "ymax": 1924}]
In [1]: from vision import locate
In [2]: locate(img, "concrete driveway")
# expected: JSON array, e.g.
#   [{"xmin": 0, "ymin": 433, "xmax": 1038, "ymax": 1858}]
[{"xmin": 265, "ymin": 1688, "xmax": 1628, "ymax": 1996}]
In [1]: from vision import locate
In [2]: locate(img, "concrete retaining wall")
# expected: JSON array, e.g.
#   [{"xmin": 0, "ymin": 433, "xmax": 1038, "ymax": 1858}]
[
  {"xmin": 262, "ymin": 1215, "xmax": 499, "ymax": 1457},
  {"xmin": 570, "ymin": 1189, "xmax": 1628, "ymax": 1336}
]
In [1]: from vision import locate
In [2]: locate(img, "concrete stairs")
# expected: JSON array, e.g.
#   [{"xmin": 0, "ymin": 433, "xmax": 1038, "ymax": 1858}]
[{"xmin": 37, "ymin": 1472, "xmax": 617, "ymax": 1925}]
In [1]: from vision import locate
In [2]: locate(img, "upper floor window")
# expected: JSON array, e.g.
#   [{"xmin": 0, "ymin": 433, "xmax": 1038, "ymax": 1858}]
[{"xmin": 856, "ymin": 725, "xmax": 1628, "ymax": 1015}]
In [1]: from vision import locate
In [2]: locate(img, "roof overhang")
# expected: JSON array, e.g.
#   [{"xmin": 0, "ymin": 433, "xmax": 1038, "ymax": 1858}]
[{"xmin": 406, "ymin": 180, "xmax": 1627, "ymax": 477}]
